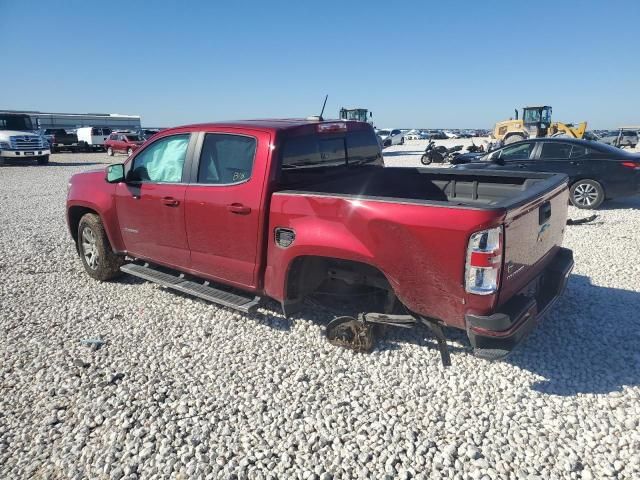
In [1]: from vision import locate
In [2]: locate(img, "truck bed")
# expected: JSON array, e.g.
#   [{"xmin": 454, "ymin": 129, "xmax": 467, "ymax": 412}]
[
  {"xmin": 278, "ymin": 166, "xmax": 568, "ymax": 209},
  {"xmin": 270, "ymin": 166, "xmax": 570, "ymax": 328}
]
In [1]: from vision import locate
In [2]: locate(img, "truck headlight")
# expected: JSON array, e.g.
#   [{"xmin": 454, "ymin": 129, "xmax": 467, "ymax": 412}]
[{"xmin": 0, "ymin": 141, "xmax": 10, "ymax": 150}]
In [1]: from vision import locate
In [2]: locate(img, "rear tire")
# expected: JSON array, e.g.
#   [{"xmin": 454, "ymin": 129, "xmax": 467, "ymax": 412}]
[
  {"xmin": 37, "ymin": 155, "xmax": 49, "ymax": 165},
  {"xmin": 77, "ymin": 213, "xmax": 124, "ymax": 281},
  {"xmin": 504, "ymin": 134, "xmax": 525, "ymax": 145},
  {"xmin": 400, "ymin": 137, "xmax": 405, "ymax": 145},
  {"xmin": 107, "ymin": 147, "xmax": 114, "ymax": 156},
  {"xmin": 420, "ymin": 154, "xmax": 432, "ymax": 165},
  {"xmin": 570, "ymin": 179, "xmax": 604, "ymax": 209}
]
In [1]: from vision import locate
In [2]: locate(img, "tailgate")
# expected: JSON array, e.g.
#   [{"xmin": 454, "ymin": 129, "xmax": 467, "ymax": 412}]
[{"xmin": 498, "ymin": 181, "xmax": 570, "ymax": 305}]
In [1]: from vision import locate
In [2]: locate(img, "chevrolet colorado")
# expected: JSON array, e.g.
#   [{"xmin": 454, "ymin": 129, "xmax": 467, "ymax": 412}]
[{"xmin": 66, "ymin": 119, "xmax": 574, "ymax": 361}]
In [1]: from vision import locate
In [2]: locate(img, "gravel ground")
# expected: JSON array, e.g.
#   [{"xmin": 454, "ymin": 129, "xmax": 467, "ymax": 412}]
[{"xmin": 1, "ymin": 152, "xmax": 639, "ymax": 480}]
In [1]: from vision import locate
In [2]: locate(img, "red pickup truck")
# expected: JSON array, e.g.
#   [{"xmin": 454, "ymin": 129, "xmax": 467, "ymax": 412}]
[{"xmin": 66, "ymin": 119, "xmax": 574, "ymax": 361}]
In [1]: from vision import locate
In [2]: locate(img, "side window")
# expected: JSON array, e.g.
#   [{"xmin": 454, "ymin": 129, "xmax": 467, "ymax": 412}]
[
  {"xmin": 109, "ymin": 134, "xmax": 117, "ymax": 140},
  {"xmin": 500, "ymin": 142, "xmax": 534, "ymax": 161},
  {"xmin": 570, "ymin": 145, "xmax": 588, "ymax": 158},
  {"xmin": 540, "ymin": 143, "xmax": 572, "ymax": 160},
  {"xmin": 130, "ymin": 134, "xmax": 189, "ymax": 183},
  {"xmin": 197, "ymin": 134, "xmax": 257, "ymax": 184}
]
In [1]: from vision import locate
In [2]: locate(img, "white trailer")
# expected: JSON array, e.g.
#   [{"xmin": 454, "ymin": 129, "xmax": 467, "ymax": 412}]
[{"xmin": 76, "ymin": 126, "xmax": 113, "ymax": 151}]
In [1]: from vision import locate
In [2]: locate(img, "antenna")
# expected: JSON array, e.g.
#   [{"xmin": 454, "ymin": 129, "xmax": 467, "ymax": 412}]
[{"xmin": 319, "ymin": 95, "xmax": 328, "ymax": 120}]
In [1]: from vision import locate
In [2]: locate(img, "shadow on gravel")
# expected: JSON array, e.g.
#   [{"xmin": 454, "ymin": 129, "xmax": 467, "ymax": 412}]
[
  {"xmin": 508, "ymin": 274, "xmax": 640, "ymax": 396},
  {"xmin": 382, "ymin": 150, "xmax": 424, "ymax": 157},
  {"xmin": 597, "ymin": 196, "xmax": 640, "ymax": 210},
  {"xmin": 49, "ymin": 162, "xmax": 107, "ymax": 167},
  {"xmin": 0, "ymin": 161, "xmax": 106, "ymax": 167}
]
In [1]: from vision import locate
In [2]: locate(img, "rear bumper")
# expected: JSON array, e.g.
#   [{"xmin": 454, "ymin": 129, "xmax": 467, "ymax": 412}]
[
  {"xmin": 466, "ymin": 247, "xmax": 574, "ymax": 359},
  {"xmin": 0, "ymin": 149, "xmax": 50, "ymax": 157}
]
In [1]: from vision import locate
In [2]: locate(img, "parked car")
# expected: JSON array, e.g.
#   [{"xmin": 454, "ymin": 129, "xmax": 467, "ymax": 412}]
[
  {"xmin": 135, "ymin": 128, "xmax": 162, "ymax": 141},
  {"xmin": 66, "ymin": 118, "xmax": 573, "ymax": 361},
  {"xmin": 44, "ymin": 128, "xmax": 83, "ymax": 152},
  {"xmin": 104, "ymin": 132, "xmax": 145, "ymax": 156},
  {"xmin": 405, "ymin": 129, "xmax": 427, "ymax": 140},
  {"xmin": 443, "ymin": 130, "xmax": 459, "ymax": 139},
  {"xmin": 599, "ymin": 129, "xmax": 638, "ymax": 148},
  {"xmin": 376, "ymin": 128, "xmax": 405, "ymax": 147},
  {"xmin": 427, "ymin": 130, "xmax": 448, "ymax": 140},
  {"xmin": 76, "ymin": 127, "xmax": 113, "ymax": 152},
  {"xmin": 454, "ymin": 138, "xmax": 640, "ymax": 209}
]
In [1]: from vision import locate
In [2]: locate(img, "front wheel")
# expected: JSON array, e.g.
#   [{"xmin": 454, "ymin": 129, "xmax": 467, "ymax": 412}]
[
  {"xmin": 37, "ymin": 155, "xmax": 49, "ymax": 165},
  {"xmin": 420, "ymin": 154, "xmax": 432, "ymax": 165},
  {"xmin": 400, "ymin": 137, "xmax": 405, "ymax": 145},
  {"xmin": 107, "ymin": 147, "xmax": 114, "ymax": 156},
  {"xmin": 504, "ymin": 134, "xmax": 525, "ymax": 145},
  {"xmin": 77, "ymin": 213, "xmax": 124, "ymax": 280},
  {"xmin": 570, "ymin": 180, "xmax": 604, "ymax": 209}
]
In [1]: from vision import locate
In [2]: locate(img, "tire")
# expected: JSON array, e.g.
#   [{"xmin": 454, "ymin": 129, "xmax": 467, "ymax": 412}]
[
  {"xmin": 400, "ymin": 137, "xmax": 405, "ymax": 145},
  {"xmin": 37, "ymin": 155, "xmax": 49, "ymax": 165},
  {"xmin": 420, "ymin": 154, "xmax": 432, "ymax": 165},
  {"xmin": 504, "ymin": 134, "xmax": 525, "ymax": 145},
  {"xmin": 127, "ymin": 147, "xmax": 133, "ymax": 157},
  {"xmin": 569, "ymin": 179, "xmax": 604, "ymax": 209},
  {"xmin": 77, "ymin": 213, "xmax": 124, "ymax": 281},
  {"xmin": 383, "ymin": 140, "xmax": 391, "ymax": 147},
  {"xmin": 107, "ymin": 147, "xmax": 114, "ymax": 156}
]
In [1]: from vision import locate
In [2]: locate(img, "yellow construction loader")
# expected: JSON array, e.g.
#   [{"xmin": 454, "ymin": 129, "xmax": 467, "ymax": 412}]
[{"xmin": 492, "ymin": 106, "xmax": 587, "ymax": 145}]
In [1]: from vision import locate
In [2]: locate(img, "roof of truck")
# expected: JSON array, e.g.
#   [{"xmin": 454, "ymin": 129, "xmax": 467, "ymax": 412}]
[{"xmin": 180, "ymin": 118, "xmax": 361, "ymax": 132}]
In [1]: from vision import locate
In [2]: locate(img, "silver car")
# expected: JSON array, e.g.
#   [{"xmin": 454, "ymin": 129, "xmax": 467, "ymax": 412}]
[{"xmin": 376, "ymin": 128, "xmax": 405, "ymax": 147}]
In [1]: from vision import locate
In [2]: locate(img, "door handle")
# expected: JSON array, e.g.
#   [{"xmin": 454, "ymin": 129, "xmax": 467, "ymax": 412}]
[
  {"xmin": 162, "ymin": 196, "xmax": 180, "ymax": 207},
  {"xmin": 569, "ymin": 161, "xmax": 580, "ymax": 165},
  {"xmin": 227, "ymin": 203, "xmax": 251, "ymax": 215},
  {"xmin": 517, "ymin": 163, "xmax": 527, "ymax": 168}
]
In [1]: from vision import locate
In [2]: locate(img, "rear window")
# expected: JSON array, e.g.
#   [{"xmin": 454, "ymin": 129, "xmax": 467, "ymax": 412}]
[
  {"xmin": 125, "ymin": 135, "xmax": 141, "ymax": 142},
  {"xmin": 540, "ymin": 142, "xmax": 572, "ymax": 159},
  {"xmin": 281, "ymin": 129, "xmax": 382, "ymax": 169}
]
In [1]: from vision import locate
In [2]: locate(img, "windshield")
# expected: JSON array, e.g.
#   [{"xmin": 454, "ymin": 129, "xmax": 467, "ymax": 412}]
[
  {"xmin": 341, "ymin": 110, "xmax": 367, "ymax": 122},
  {"xmin": 377, "ymin": 130, "xmax": 390, "ymax": 136},
  {"xmin": 0, "ymin": 114, "xmax": 34, "ymax": 131},
  {"xmin": 125, "ymin": 135, "xmax": 141, "ymax": 142},
  {"xmin": 523, "ymin": 109, "xmax": 541, "ymax": 123},
  {"xmin": 281, "ymin": 129, "xmax": 382, "ymax": 169}
]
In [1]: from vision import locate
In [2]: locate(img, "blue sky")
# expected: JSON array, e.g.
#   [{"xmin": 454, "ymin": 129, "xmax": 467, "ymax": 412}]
[{"xmin": 2, "ymin": 0, "xmax": 639, "ymax": 129}]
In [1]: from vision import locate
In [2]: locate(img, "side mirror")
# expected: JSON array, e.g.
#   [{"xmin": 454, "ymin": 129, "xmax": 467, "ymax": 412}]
[{"xmin": 106, "ymin": 164, "xmax": 125, "ymax": 183}]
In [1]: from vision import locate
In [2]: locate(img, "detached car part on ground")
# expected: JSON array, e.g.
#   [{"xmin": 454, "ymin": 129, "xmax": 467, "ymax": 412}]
[
  {"xmin": 67, "ymin": 119, "xmax": 574, "ymax": 366},
  {"xmin": 454, "ymin": 138, "xmax": 640, "ymax": 209}
]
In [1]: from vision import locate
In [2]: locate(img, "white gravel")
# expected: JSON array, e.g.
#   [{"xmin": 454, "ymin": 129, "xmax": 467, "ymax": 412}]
[{"xmin": 1, "ymin": 152, "xmax": 639, "ymax": 479}]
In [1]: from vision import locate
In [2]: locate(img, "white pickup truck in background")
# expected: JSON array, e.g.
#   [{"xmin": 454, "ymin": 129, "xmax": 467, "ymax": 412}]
[{"xmin": 0, "ymin": 112, "xmax": 50, "ymax": 165}]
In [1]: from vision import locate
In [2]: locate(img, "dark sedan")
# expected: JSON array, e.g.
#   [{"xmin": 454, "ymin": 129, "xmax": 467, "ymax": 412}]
[{"xmin": 454, "ymin": 138, "xmax": 640, "ymax": 209}]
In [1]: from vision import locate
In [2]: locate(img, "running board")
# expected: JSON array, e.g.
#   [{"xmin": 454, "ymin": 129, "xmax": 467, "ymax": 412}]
[{"xmin": 120, "ymin": 263, "xmax": 261, "ymax": 313}]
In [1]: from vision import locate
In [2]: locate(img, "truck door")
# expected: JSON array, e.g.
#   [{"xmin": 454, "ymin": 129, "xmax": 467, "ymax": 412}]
[
  {"xmin": 114, "ymin": 133, "xmax": 193, "ymax": 268},
  {"xmin": 184, "ymin": 131, "xmax": 270, "ymax": 289}
]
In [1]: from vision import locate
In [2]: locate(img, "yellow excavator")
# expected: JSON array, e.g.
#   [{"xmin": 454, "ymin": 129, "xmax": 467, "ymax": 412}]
[{"xmin": 492, "ymin": 106, "xmax": 587, "ymax": 145}]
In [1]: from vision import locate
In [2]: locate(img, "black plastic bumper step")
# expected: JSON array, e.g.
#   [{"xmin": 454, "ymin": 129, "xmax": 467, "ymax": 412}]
[{"xmin": 120, "ymin": 263, "xmax": 260, "ymax": 313}]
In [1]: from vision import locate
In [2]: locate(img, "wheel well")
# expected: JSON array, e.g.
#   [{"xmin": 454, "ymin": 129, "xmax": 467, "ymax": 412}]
[
  {"xmin": 284, "ymin": 256, "xmax": 392, "ymax": 313},
  {"xmin": 68, "ymin": 206, "xmax": 98, "ymax": 243}
]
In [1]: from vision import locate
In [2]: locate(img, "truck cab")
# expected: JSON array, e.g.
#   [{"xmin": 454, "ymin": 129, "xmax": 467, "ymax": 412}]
[{"xmin": 0, "ymin": 113, "xmax": 50, "ymax": 165}]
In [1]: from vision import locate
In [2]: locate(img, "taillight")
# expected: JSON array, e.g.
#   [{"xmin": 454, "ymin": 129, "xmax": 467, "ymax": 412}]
[
  {"xmin": 317, "ymin": 122, "xmax": 347, "ymax": 133},
  {"xmin": 465, "ymin": 226, "xmax": 503, "ymax": 295},
  {"xmin": 621, "ymin": 161, "xmax": 640, "ymax": 170}
]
